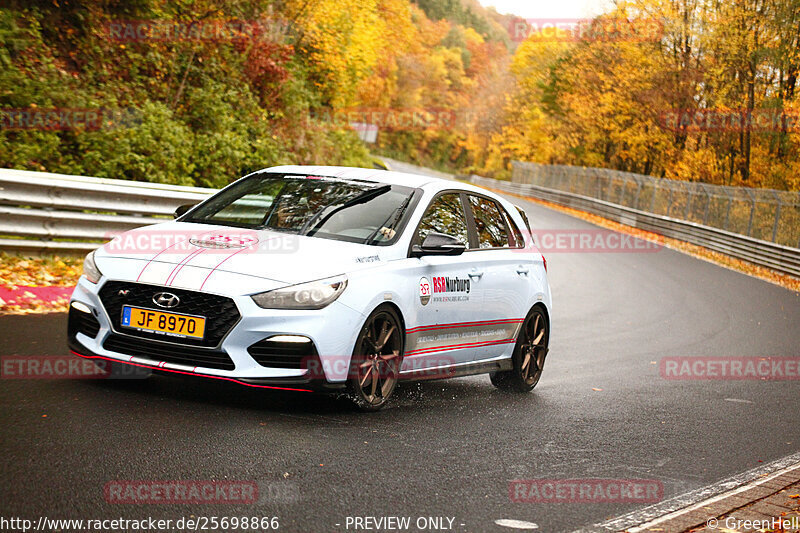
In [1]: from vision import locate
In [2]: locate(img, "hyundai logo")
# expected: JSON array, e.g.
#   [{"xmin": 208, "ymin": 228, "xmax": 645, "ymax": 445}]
[{"xmin": 152, "ymin": 292, "xmax": 180, "ymax": 309}]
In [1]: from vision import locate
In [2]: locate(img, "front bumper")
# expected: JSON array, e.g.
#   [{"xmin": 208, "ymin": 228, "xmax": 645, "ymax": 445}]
[{"xmin": 68, "ymin": 276, "xmax": 365, "ymax": 391}]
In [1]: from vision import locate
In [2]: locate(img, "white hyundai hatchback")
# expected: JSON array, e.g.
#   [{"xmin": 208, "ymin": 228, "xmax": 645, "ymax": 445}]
[{"xmin": 68, "ymin": 166, "xmax": 552, "ymax": 410}]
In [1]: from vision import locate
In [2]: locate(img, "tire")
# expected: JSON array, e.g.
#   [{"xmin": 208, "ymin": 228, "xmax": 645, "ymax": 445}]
[
  {"xmin": 347, "ymin": 306, "xmax": 404, "ymax": 411},
  {"xmin": 490, "ymin": 306, "xmax": 549, "ymax": 392}
]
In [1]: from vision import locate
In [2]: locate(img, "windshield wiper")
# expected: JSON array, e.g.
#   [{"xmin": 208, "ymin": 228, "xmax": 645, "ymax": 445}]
[
  {"xmin": 364, "ymin": 192, "xmax": 413, "ymax": 244},
  {"xmin": 299, "ymin": 184, "xmax": 391, "ymax": 236}
]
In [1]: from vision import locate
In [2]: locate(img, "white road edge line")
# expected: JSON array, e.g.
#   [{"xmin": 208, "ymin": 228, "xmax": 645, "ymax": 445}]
[
  {"xmin": 495, "ymin": 518, "xmax": 539, "ymax": 530},
  {"xmin": 575, "ymin": 451, "xmax": 800, "ymax": 533}
]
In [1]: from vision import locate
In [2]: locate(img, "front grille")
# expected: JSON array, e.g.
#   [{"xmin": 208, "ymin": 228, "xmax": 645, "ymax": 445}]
[
  {"xmin": 104, "ymin": 334, "xmax": 235, "ymax": 371},
  {"xmin": 248, "ymin": 338, "xmax": 318, "ymax": 369},
  {"xmin": 68, "ymin": 306, "xmax": 101, "ymax": 338},
  {"xmin": 98, "ymin": 281, "xmax": 240, "ymax": 347}
]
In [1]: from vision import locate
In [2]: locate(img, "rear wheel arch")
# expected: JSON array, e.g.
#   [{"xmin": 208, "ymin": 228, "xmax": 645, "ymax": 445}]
[
  {"xmin": 531, "ymin": 302, "xmax": 550, "ymax": 330},
  {"xmin": 491, "ymin": 303, "xmax": 550, "ymax": 392}
]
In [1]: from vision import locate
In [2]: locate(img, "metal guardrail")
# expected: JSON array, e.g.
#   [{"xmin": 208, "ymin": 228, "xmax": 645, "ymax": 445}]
[
  {"xmin": 2, "ymin": 166, "xmax": 798, "ymax": 278},
  {"xmin": 0, "ymin": 162, "xmax": 449, "ymax": 254},
  {"xmin": 469, "ymin": 175, "xmax": 800, "ymax": 278},
  {"xmin": 512, "ymin": 161, "xmax": 800, "ymax": 247},
  {"xmin": 0, "ymin": 169, "xmax": 214, "ymax": 253}
]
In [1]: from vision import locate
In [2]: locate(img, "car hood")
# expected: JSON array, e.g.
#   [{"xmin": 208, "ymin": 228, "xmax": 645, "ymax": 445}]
[{"xmin": 95, "ymin": 221, "xmax": 400, "ymax": 295}]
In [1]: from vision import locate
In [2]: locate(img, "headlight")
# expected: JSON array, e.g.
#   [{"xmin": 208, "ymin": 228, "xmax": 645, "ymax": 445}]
[
  {"xmin": 251, "ymin": 275, "xmax": 347, "ymax": 310},
  {"xmin": 83, "ymin": 251, "xmax": 103, "ymax": 284}
]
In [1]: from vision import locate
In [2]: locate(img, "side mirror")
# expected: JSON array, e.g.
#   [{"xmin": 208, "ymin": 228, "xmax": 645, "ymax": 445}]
[
  {"xmin": 410, "ymin": 232, "xmax": 466, "ymax": 257},
  {"xmin": 174, "ymin": 203, "xmax": 196, "ymax": 219}
]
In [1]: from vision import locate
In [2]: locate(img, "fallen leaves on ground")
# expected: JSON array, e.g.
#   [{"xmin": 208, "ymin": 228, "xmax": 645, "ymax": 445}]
[{"xmin": 0, "ymin": 253, "xmax": 83, "ymax": 314}]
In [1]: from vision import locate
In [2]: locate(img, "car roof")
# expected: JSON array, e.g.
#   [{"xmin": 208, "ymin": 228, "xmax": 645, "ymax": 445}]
[{"xmin": 259, "ymin": 165, "xmax": 489, "ymax": 195}]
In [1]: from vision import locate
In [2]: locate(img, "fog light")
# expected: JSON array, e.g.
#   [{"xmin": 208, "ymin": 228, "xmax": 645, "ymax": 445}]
[
  {"xmin": 268, "ymin": 335, "xmax": 311, "ymax": 343},
  {"xmin": 70, "ymin": 301, "xmax": 92, "ymax": 314}
]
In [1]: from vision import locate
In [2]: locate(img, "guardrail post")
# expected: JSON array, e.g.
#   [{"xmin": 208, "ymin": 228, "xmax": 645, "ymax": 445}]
[
  {"xmin": 724, "ymin": 194, "xmax": 733, "ymax": 230},
  {"xmin": 650, "ymin": 182, "xmax": 659, "ymax": 213},
  {"xmin": 771, "ymin": 193, "xmax": 781, "ymax": 243},
  {"xmin": 685, "ymin": 187, "xmax": 693, "ymax": 219},
  {"xmin": 667, "ymin": 184, "xmax": 674, "ymax": 217},
  {"xmin": 745, "ymin": 189, "xmax": 756, "ymax": 237},
  {"xmin": 633, "ymin": 178, "xmax": 642, "ymax": 210},
  {"xmin": 594, "ymin": 170, "xmax": 601, "ymax": 199}
]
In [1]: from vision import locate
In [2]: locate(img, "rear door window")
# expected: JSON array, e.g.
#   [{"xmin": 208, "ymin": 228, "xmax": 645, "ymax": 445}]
[{"xmin": 467, "ymin": 195, "xmax": 510, "ymax": 249}]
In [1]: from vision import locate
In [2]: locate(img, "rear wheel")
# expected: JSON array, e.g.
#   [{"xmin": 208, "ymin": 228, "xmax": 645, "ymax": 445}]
[
  {"xmin": 347, "ymin": 306, "xmax": 404, "ymax": 411},
  {"xmin": 490, "ymin": 306, "xmax": 548, "ymax": 392}
]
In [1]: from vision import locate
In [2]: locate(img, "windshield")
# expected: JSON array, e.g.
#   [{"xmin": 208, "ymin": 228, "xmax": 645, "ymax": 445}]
[{"xmin": 184, "ymin": 173, "xmax": 418, "ymax": 245}]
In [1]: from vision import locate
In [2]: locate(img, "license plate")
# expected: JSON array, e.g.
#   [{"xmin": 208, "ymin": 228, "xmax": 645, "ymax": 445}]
[{"xmin": 121, "ymin": 306, "xmax": 206, "ymax": 339}]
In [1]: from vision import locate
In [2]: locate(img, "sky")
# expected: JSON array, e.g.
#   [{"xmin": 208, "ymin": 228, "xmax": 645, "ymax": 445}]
[{"xmin": 477, "ymin": 0, "xmax": 613, "ymax": 19}]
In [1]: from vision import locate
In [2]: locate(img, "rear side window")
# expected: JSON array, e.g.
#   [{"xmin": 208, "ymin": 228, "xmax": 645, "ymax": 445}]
[
  {"xmin": 515, "ymin": 206, "xmax": 531, "ymax": 231},
  {"xmin": 505, "ymin": 211, "xmax": 526, "ymax": 248},
  {"xmin": 467, "ymin": 195, "xmax": 510, "ymax": 248},
  {"xmin": 416, "ymin": 193, "xmax": 470, "ymax": 246}
]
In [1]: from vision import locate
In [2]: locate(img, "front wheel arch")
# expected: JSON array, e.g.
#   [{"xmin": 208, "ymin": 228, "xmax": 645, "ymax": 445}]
[
  {"xmin": 346, "ymin": 303, "xmax": 406, "ymax": 411},
  {"xmin": 373, "ymin": 302, "xmax": 406, "ymax": 342}
]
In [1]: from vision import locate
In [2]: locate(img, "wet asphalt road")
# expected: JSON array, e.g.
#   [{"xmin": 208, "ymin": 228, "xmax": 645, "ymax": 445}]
[{"xmin": 1, "ymin": 194, "xmax": 800, "ymax": 533}]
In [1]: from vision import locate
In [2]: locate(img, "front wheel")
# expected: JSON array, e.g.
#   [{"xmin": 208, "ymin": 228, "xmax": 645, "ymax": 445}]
[
  {"xmin": 347, "ymin": 306, "xmax": 404, "ymax": 411},
  {"xmin": 490, "ymin": 306, "xmax": 549, "ymax": 392}
]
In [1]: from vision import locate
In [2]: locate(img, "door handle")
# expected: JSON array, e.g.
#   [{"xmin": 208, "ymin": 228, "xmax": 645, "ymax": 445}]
[
  {"xmin": 468, "ymin": 269, "xmax": 484, "ymax": 279},
  {"xmin": 516, "ymin": 265, "xmax": 530, "ymax": 275}
]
